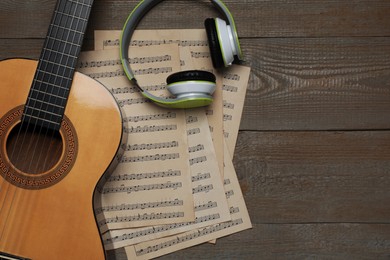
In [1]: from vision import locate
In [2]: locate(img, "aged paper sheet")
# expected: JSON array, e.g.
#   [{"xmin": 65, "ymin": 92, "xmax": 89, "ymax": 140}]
[
  {"xmin": 78, "ymin": 45, "xmax": 195, "ymax": 230},
  {"xmin": 94, "ymin": 29, "xmax": 251, "ymax": 157},
  {"xmin": 102, "ymin": 109, "xmax": 230, "ymax": 249},
  {"xmin": 124, "ymin": 141, "xmax": 252, "ymax": 259},
  {"xmin": 94, "ymin": 29, "xmax": 224, "ymax": 176}
]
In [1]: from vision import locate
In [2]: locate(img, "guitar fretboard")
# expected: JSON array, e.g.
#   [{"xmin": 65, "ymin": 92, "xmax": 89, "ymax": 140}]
[{"xmin": 22, "ymin": 0, "xmax": 94, "ymax": 130}]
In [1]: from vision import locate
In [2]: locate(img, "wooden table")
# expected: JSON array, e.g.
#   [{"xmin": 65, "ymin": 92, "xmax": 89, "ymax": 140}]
[{"xmin": 1, "ymin": 1, "xmax": 390, "ymax": 259}]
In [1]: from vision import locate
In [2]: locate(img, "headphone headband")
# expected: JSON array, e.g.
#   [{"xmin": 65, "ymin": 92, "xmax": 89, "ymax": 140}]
[
  {"xmin": 120, "ymin": 0, "xmax": 242, "ymax": 81},
  {"xmin": 120, "ymin": 0, "xmax": 242, "ymax": 108}
]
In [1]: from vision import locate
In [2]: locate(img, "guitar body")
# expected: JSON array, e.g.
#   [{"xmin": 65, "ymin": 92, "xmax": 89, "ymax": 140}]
[{"xmin": 0, "ymin": 59, "xmax": 123, "ymax": 260}]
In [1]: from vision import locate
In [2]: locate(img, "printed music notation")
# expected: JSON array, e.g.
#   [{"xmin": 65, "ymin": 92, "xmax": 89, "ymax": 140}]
[
  {"xmin": 111, "ymin": 83, "xmax": 167, "ymax": 95},
  {"xmin": 123, "ymin": 141, "xmax": 179, "ymax": 151},
  {"xmin": 134, "ymin": 219, "xmax": 244, "ymax": 257},
  {"xmin": 102, "ymin": 38, "xmax": 208, "ymax": 48},
  {"xmin": 99, "ymin": 212, "xmax": 185, "ymax": 227},
  {"xmin": 124, "ymin": 112, "xmax": 176, "ymax": 123},
  {"xmin": 187, "ymin": 128, "xmax": 201, "ymax": 136},
  {"xmin": 191, "ymin": 172, "xmax": 211, "ymax": 182},
  {"xmin": 124, "ymin": 124, "xmax": 178, "ymax": 134},
  {"xmin": 104, "ymin": 212, "xmax": 221, "ymax": 246},
  {"xmin": 102, "ymin": 109, "xmax": 231, "ymax": 250},
  {"xmin": 85, "ymin": 67, "xmax": 173, "ymax": 79},
  {"xmin": 95, "ymin": 199, "xmax": 184, "ymax": 214},
  {"xmin": 102, "ymin": 181, "xmax": 183, "ymax": 195},
  {"xmin": 77, "ymin": 55, "xmax": 171, "ymax": 68},
  {"xmin": 125, "ymin": 143, "xmax": 252, "ymax": 259},
  {"xmin": 91, "ymin": 30, "xmax": 252, "ymax": 256},
  {"xmin": 79, "ymin": 44, "xmax": 196, "ymax": 231},
  {"xmin": 106, "ymin": 169, "xmax": 181, "ymax": 182}
]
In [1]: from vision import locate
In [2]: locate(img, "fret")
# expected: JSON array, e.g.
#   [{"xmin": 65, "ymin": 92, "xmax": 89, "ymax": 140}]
[
  {"xmin": 24, "ymin": 105, "xmax": 63, "ymax": 119},
  {"xmin": 48, "ymin": 27, "xmax": 84, "ymax": 45},
  {"xmin": 30, "ymin": 88, "xmax": 67, "ymax": 101},
  {"xmin": 39, "ymin": 59, "xmax": 76, "ymax": 71},
  {"xmin": 54, "ymin": 11, "xmax": 88, "ymax": 22},
  {"xmin": 22, "ymin": 114, "xmax": 61, "ymax": 128},
  {"xmin": 34, "ymin": 78, "xmax": 72, "ymax": 92},
  {"xmin": 68, "ymin": 0, "xmax": 93, "ymax": 8},
  {"xmin": 23, "ymin": 0, "xmax": 94, "ymax": 131},
  {"xmin": 46, "ymin": 36, "xmax": 81, "ymax": 48},
  {"xmin": 42, "ymin": 47, "xmax": 78, "ymax": 59},
  {"xmin": 27, "ymin": 96, "xmax": 65, "ymax": 109},
  {"xmin": 36, "ymin": 69, "xmax": 73, "ymax": 82},
  {"xmin": 51, "ymin": 23, "xmax": 86, "ymax": 36}
]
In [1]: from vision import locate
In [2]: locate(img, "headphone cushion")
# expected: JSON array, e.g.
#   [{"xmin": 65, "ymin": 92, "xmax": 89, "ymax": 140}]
[
  {"xmin": 204, "ymin": 18, "xmax": 225, "ymax": 68},
  {"xmin": 167, "ymin": 70, "xmax": 216, "ymax": 84}
]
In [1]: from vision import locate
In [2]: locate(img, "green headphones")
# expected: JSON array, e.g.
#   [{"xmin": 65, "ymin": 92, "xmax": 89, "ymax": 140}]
[{"xmin": 120, "ymin": 0, "xmax": 243, "ymax": 109}]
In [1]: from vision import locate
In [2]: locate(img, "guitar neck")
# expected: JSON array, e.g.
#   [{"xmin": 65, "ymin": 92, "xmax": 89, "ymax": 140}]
[{"xmin": 23, "ymin": 0, "xmax": 94, "ymax": 131}]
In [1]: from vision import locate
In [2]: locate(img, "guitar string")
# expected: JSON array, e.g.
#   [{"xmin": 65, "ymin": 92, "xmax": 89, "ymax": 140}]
[
  {"xmin": 0, "ymin": 0, "xmax": 75, "ymax": 245},
  {"xmin": 27, "ymin": 0, "xmax": 83, "ymax": 175}
]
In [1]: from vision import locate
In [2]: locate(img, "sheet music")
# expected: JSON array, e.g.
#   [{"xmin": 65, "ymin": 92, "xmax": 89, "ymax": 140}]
[
  {"xmin": 78, "ymin": 45, "xmax": 195, "ymax": 230},
  {"xmin": 102, "ymin": 109, "xmax": 230, "ymax": 249},
  {"xmin": 92, "ymin": 30, "xmax": 252, "ymax": 257},
  {"xmin": 124, "ymin": 141, "xmax": 252, "ymax": 259},
  {"xmin": 95, "ymin": 29, "xmax": 251, "ymax": 158},
  {"xmin": 94, "ymin": 29, "xmax": 224, "ymax": 176}
]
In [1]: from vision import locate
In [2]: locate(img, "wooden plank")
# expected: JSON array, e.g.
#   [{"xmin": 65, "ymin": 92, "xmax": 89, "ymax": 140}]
[
  {"xmin": 109, "ymin": 223, "xmax": 390, "ymax": 259},
  {"xmin": 234, "ymin": 131, "xmax": 390, "ymax": 223},
  {"xmin": 1, "ymin": 1, "xmax": 390, "ymax": 39},
  {"xmin": 1, "ymin": 37, "xmax": 390, "ymax": 131},
  {"xmin": 241, "ymin": 37, "xmax": 390, "ymax": 131}
]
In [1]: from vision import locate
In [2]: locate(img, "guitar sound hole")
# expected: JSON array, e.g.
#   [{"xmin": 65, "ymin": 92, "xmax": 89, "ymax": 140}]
[{"xmin": 6, "ymin": 123, "xmax": 63, "ymax": 175}]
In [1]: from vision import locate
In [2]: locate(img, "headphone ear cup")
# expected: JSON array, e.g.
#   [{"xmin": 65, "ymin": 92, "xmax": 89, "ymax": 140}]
[
  {"xmin": 205, "ymin": 18, "xmax": 225, "ymax": 69},
  {"xmin": 166, "ymin": 70, "xmax": 217, "ymax": 99}
]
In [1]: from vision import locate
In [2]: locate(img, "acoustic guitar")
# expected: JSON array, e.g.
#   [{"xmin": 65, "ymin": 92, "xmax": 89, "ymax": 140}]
[{"xmin": 0, "ymin": 0, "xmax": 123, "ymax": 259}]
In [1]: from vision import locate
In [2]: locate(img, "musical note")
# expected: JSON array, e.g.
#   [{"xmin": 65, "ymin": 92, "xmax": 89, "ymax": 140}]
[
  {"xmin": 124, "ymin": 112, "xmax": 176, "ymax": 123},
  {"xmin": 117, "ymin": 97, "xmax": 150, "ymax": 107},
  {"xmin": 85, "ymin": 67, "xmax": 173, "ymax": 79},
  {"xmin": 223, "ymin": 101, "xmax": 235, "ymax": 109},
  {"xmin": 100, "ymin": 212, "xmax": 186, "ymax": 227},
  {"xmin": 124, "ymin": 124, "xmax": 178, "ymax": 134},
  {"xmin": 123, "ymin": 141, "xmax": 179, "ymax": 151},
  {"xmin": 189, "ymin": 156, "xmax": 207, "ymax": 166},
  {"xmin": 225, "ymin": 190, "xmax": 234, "ymax": 199},
  {"xmin": 134, "ymin": 219, "xmax": 244, "ymax": 256},
  {"xmin": 192, "ymin": 184, "xmax": 213, "ymax": 194},
  {"xmin": 191, "ymin": 172, "xmax": 211, "ymax": 182},
  {"xmin": 194, "ymin": 201, "xmax": 218, "ymax": 211},
  {"xmin": 187, "ymin": 128, "xmax": 201, "ymax": 136},
  {"xmin": 223, "ymin": 73, "xmax": 241, "ymax": 81},
  {"xmin": 95, "ymin": 199, "xmax": 184, "ymax": 214},
  {"xmin": 106, "ymin": 169, "xmax": 181, "ymax": 182},
  {"xmin": 223, "ymin": 114, "xmax": 233, "ymax": 121},
  {"xmin": 186, "ymin": 115, "xmax": 198, "ymax": 124},
  {"xmin": 191, "ymin": 51, "xmax": 210, "ymax": 59},
  {"xmin": 120, "ymin": 153, "xmax": 180, "ymax": 163},
  {"xmin": 188, "ymin": 144, "xmax": 205, "ymax": 153},
  {"xmin": 102, "ymin": 181, "xmax": 183, "ymax": 194},
  {"xmin": 105, "ymin": 213, "xmax": 220, "ymax": 245},
  {"xmin": 111, "ymin": 83, "xmax": 166, "ymax": 94},
  {"xmin": 229, "ymin": 207, "xmax": 240, "ymax": 214},
  {"xmin": 222, "ymin": 84, "xmax": 238, "ymax": 93}
]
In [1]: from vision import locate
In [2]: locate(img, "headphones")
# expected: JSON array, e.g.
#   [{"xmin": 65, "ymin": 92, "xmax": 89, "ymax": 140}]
[{"xmin": 120, "ymin": 0, "xmax": 243, "ymax": 109}]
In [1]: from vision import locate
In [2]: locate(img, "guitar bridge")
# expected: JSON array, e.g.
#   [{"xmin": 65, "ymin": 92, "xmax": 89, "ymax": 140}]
[{"xmin": 0, "ymin": 252, "xmax": 31, "ymax": 260}]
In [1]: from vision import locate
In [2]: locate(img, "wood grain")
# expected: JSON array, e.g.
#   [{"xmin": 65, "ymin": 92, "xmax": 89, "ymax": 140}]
[
  {"xmin": 1, "ymin": 37, "xmax": 390, "ymax": 131},
  {"xmin": 1, "ymin": 1, "xmax": 390, "ymax": 38},
  {"xmin": 234, "ymin": 131, "xmax": 390, "ymax": 223},
  {"xmin": 1, "ymin": 0, "xmax": 390, "ymax": 259}
]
